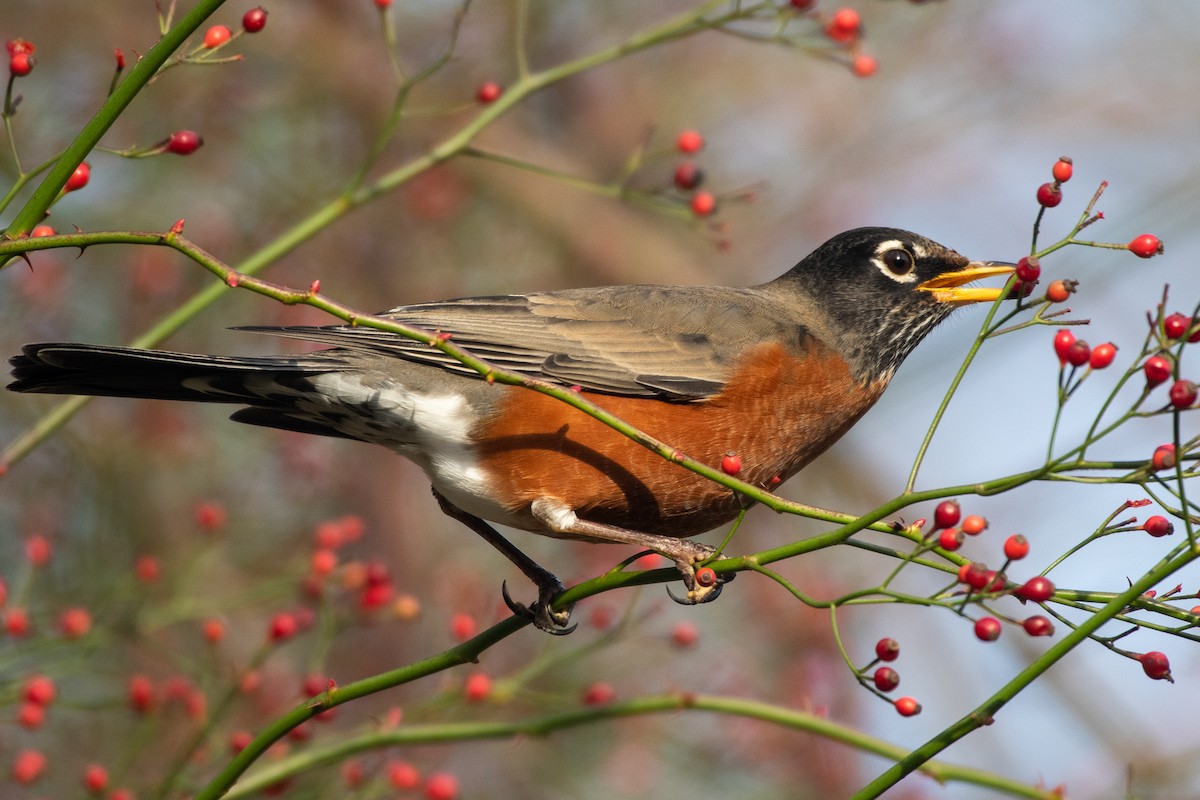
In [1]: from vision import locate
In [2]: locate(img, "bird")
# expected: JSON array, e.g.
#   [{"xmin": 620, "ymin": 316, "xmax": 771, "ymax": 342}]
[{"xmin": 8, "ymin": 227, "xmax": 1013, "ymax": 633}]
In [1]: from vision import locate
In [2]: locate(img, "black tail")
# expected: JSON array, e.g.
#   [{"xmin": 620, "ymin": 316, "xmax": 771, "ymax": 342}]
[
  {"xmin": 8, "ymin": 343, "xmax": 347, "ymax": 402},
  {"xmin": 8, "ymin": 343, "xmax": 373, "ymax": 440}
]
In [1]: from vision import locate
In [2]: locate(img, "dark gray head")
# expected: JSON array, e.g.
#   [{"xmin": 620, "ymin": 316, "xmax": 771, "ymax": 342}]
[{"xmin": 760, "ymin": 227, "xmax": 1013, "ymax": 383}]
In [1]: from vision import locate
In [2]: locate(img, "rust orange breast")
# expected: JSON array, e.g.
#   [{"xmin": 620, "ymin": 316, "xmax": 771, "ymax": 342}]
[{"xmin": 472, "ymin": 341, "xmax": 886, "ymax": 538}]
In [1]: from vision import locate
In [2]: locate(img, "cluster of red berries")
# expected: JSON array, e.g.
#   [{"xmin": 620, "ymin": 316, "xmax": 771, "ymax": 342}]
[
  {"xmin": 1031, "ymin": 159, "xmax": 1163, "ymax": 256},
  {"xmin": 806, "ymin": 7, "xmax": 877, "ymax": 77},
  {"xmin": 7, "ymin": 38, "xmax": 34, "ymax": 76},
  {"xmin": 2, "ymin": 536, "xmax": 95, "ymax": 640},
  {"xmin": 864, "ymin": 636, "xmax": 920, "ymax": 716},
  {"xmin": 1052, "ymin": 328, "xmax": 1117, "ymax": 371},
  {"xmin": 927, "ymin": 501, "xmax": 1057, "ymax": 643},
  {"xmin": 300, "ymin": 514, "xmax": 421, "ymax": 617},
  {"xmin": 202, "ymin": 8, "xmax": 268, "ymax": 49},
  {"xmin": 671, "ymin": 129, "xmax": 719, "ymax": 218},
  {"xmin": 1035, "ymin": 156, "xmax": 1072, "ymax": 208}
]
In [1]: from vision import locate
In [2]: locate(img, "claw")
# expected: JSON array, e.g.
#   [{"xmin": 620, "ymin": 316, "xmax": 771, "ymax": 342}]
[
  {"xmin": 665, "ymin": 564, "xmax": 732, "ymax": 606},
  {"xmin": 501, "ymin": 580, "xmax": 576, "ymax": 635}
]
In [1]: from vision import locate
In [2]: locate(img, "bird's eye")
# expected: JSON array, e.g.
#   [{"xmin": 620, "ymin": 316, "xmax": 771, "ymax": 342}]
[{"xmin": 881, "ymin": 248, "xmax": 914, "ymax": 276}]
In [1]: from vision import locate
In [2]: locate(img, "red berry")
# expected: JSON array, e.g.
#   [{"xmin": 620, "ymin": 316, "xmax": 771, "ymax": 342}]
[
  {"xmin": 60, "ymin": 607, "xmax": 91, "ymax": 638},
  {"xmin": 1143, "ymin": 354, "xmax": 1173, "ymax": 387},
  {"xmin": 1089, "ymin": 342, "xmax": 1117, "ymax": 369},
  {"xmin": 974, "ymin": 616, "xmax": 1002, "ymax": 642},
  {"xmin": 933, "ymin": 499, "xmax": 960, "ymax": 530},
  {"xmin": 18, "ymin": 702, "xmax": 45, "ymax": 729},
  {"xmin": 1014, "ymin": 256, "xmax": 1041, "ymax": 283},
  {"xmin": 1142, "ymin": 515, "xmax": 1174, "ymax": 537},
  {"xmin": 23, "ymin": 675, "xmax": 56, "ymax": 706},
  {"xmin": 826, "ymin": 8, "xmax": 861, "ymax": 42},
  {"xmin": 873, "ymin": 666, "xmax": 900, "ymax": 692},
  {"xmin": 690, "ymin": 191, "xmax": 716, "ymax": 217},
  {"xmin": 1022, "ymin": 615, "xmax": 1054, "ymax": 637},
  {"xmin": 135, "ymin": 554, "xmax": 160, "ymax": 583},
  {"xmin": 582, "ymin": 681, "xmax": 616, "ymax": 705},
  {"xmin": 961, "ymin": 514, "xmax": 988, "ymax": 536},
  {"xmin": 202, "ymin": 618, "xmax": 226, "ymax": 643},
  {"xmin": 450, "ymin": 612, "xmax": 477, "ymax": 641},
  {"xmin": 874, "ymin": 637, "xmax": 900, "ymax": 662},
  {"xmin": 938, "ymin": 527, "xmax": 963, "ymax": 551},
  {"xmin": 1036, "ymin": 182, "xmax": 1062, "ymax": 208},
  {"xmin": 673, "ymin": 161, "xmax": 704, "ymax": 191},
  {"xmin": 1065, "ymin": 339, "xmax": 1091, "ymax": 367},
  {"xmin": 388, "ymin": 761, "xmax": 421, "ymax": 790},
  {"xmin": 425, "ymin": 772, "xmax": 461, "ymax": 800},
  {"xmin": 463, "ymin": 672, "xmax": 492, "ymax": 703},
  {"xmin": 720, "ymin": 453, "xmax": 742, "ymax": 476},
  {"xmin": 851, "ymin": 53, "xmax": 878, "ymax": 78},
  {"xmin": 1139, "ymin": 651, "xmax": 1172, "ymax": 681},
  {"xmin": 30, "ymin": 224, "xmax": 55, "ymax": 237},
  {"xmin": 1163, "ymin": 312, "xmax": 1191, "ymax": 340},
  {"xmin": 268, "ymin": 612, "xmax": 297, "ymax": 642},
  {"xmin": 242, "ymin": 7, "xmax": 268, "ymax": 33},
  {"xmin": 1169, "ymin": 379, "xmax": 1197, "ymax": 409},
  {"xmin": 166, "ymin": 130, "xmax": 203, "ymax": 155},
  {"xmin": 676, "ymin": 129, "xmax": 704, "ymax": 154},
  {"xmin": 9, "ymin": 52, "xmax": 33, "ymax": 76},
  {"xmin": 695, "ymin": 566, "xmax": 718, "ymax": 587},
  {"xmin": 1151, "ymin": 443, "xmax": 1176, "ymax": 472},
  {"xmin": 893, "ymin": 696, "xmax": 921, "ymax": 717},
  {"xmin": 228, "ymin": 730, "xmax": 253, "ymax": 754},
  {"xmin": 671, "ymin": 620, "xmax": 699, "ymax": 648},
  {"xmin": 963, "ymin": 562, "xmax": 992, "ymax": 591},
  {"xmin": 83, "ymin": 764, "xmax": 109, "ymax": 792},
  {"xmin": 1007, "ymin": 278, "xmax": 1036, "ymax": 299},
  {"xmin": 311, "ymin": 547, "xmax": 337, "ymax": 576},
  {"xmin": 1051, "ymin": 157, "xmax": 1073, "ymax": 183},
  {"xmin": 1003, "ymin": 534, "xmax": 1029, "ymax": 561},
  {"xmin": 25, "ymin": 534, "xmax": 52, "ymax": 566},
  {"xmin": 12, "ymin": 749, "xmax": 47, "ymax": 785},
  {"xmin": 1127, "ymin": 234, "xmax": 1163, "ymax": 259},
  {"xmin": 375, "ymin": 0, "xmax": 394, "ymax": 7},
  {"xmin": 476, "ymin": 81, "xmax": 502, "ymax": 103},
  {"xmin": 5, "ymin": 608, "xmax": 30, "ymax": 637},
  {"xmin": 1015, "ymin": 575, "xmax": 1055, "ymax": 603},
  {"xmin": 65, "ymin": 162, "xmax": 91, "ymax": 192},
  {"xmin": 1045, "ymin": 279, "xmax": 1076, "ymax": 303},
  {"xmin": 203, "ymin": 25, "xmax": 232, "ymax": 49},
  {"xmin": 128, "ymin": 674, "xmax": 156, "ymax": 713},
  {"xmin": 1053, "ymin": 329, "xmax": 1076, "ymax": 364},
  {"xmin": 194, "ymin": 500, "xmax": 227, "ymax": 530},
  {"xmin": 790, "ymin": 0, "xmax": 817, "ymax": 9}
]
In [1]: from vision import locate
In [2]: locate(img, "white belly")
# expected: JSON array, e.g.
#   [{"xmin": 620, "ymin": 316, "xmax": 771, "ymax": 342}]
[{"xmin": 306, "ymin": 373, "xmax": 522, "ymax": 526}]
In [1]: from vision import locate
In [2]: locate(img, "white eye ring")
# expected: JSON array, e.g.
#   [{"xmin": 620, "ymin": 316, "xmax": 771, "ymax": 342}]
[{"xmin": 873, "ymin": 240, "xmax": 919, "ymax": 283}]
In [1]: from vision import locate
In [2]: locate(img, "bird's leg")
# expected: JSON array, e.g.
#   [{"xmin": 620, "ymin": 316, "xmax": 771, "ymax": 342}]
[
  {"xmin": 529, "ymin": 498, "xmax": 731, "ymax": 606},
  {"xmin": 432, "ymin": 489, "xmax": 576, "ymax": 635}
]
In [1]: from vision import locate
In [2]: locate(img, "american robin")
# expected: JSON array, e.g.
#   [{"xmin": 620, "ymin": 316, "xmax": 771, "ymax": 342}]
[{"xmin": 8, "ymin": 227, "xmax": 1012, "ymax": 633}]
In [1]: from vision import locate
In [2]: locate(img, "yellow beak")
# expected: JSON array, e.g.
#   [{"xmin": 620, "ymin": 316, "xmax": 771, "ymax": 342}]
[{"xmin": 917, "ymin": 261, "xmax": 1016, "ymax": 305}]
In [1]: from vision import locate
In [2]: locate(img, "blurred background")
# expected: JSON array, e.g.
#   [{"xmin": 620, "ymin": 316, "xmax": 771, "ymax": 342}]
[{"xmin": 2, "ymin": 1, "xmax": 1199, "ymax": 798}]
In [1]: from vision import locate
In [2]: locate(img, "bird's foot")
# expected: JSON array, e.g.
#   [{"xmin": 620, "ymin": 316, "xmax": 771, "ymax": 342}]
[
  {"xmin": 501, "ymin": 578, "xmax": 577, "ymax": 636},
  {"xmin": 662, "ymin": 542, "xmax": 734, "ymax": 606}
]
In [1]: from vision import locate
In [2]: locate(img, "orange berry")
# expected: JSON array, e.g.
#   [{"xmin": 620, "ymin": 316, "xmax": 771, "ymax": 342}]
[{"xmin": 203, "ymin": 25, "xmax": 232, "ymax": 49}]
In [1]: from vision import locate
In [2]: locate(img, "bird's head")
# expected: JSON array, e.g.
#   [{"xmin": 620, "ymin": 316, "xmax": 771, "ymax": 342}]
[{"xmin": 764, "ymin": 227, "xmax": 1014, "ymax": 383}]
